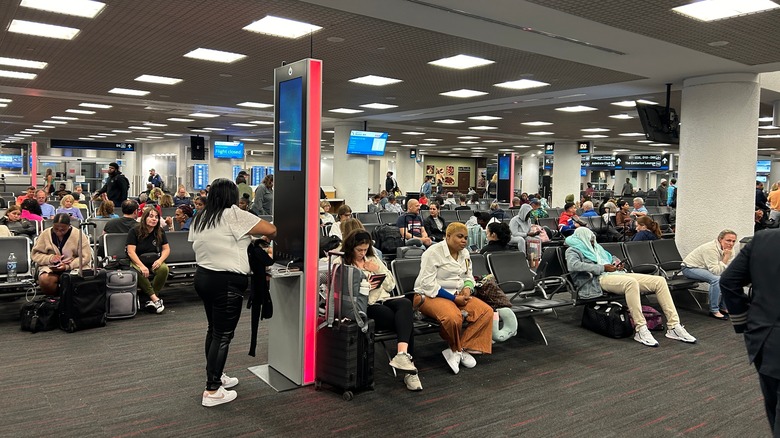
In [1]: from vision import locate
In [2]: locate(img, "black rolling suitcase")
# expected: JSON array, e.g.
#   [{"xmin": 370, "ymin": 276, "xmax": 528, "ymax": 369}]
[
  {"xmin": 315, "ymin": 252, "xmax": 374, "ymax": 400},
  {"xmin": 59, "ymin": 222, "xmax": 107, "ymax": 332}
]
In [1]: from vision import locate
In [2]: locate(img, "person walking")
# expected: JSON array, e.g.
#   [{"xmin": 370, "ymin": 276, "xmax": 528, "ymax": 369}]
[{"xmin": 95, "ymin": 162, "xmax": 129, "ymax": 208}]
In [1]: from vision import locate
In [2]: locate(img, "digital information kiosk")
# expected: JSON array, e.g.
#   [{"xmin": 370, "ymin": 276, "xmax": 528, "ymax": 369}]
[
  {"xmin": 497, "ymin": 153, "xmax": 515, "ymax": 202},
  {"xmin": 248, "ymin": 58, "xmax": 322, "ymax": 391}
]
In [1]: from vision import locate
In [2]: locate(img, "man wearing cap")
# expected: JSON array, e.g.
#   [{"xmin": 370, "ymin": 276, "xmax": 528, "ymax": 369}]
[
  {"xmin": 96, "ymin": 162, "xmax": 130, "ymax": 208},
  {"xmin": 148, "ymin": 168, "xmax": 163, "ymax": 188}
]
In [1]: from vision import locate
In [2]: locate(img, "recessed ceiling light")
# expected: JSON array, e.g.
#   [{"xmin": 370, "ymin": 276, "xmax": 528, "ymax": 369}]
[
  {"xmin": 636, "ymin": 99, "xmax": 659, "ymax": 105},
  {"xmin": 759, "ymin": 134, "xmax": 780, "ymax": 139},
  {"xmin": 349, "ymin": 75, "xmax": 403, "ymax": 86},
  {"xmin": 328, "ymin": 108, "xmax": 363, "ymax": 114},
  {"xmin": 483, "ymin": 140, "xmax": 503, "ymax": 143},
  {"xmin": 78, "ymin": 137, "xmax": 94, "ymax": 141},
  {"xmin": 359, "ymin": 103, "xmax": 398, "ymax": 109},
  {"xmin": 146, "ymin": 136, "xmax": 164, "ymax": 140},
  {"xmin": 66, "ymin": 109, "xmax": 95, "ymax": 114},
  {"xmin": 184, "ymin": 48, "xmax": 246, "ymax": 63},
  {"xmin": 143, "ymin": 122, "xmax": 167, "ymax": 127},
  {"xmin": 440, "ymin": 89, "xmax": 487, "ymax": 98},
  {"xmin": 433, "ymin": 119, "xmax": 465, "ymax": 124},
  {"xmin": 79, "ymin": 102, "xmax": 112, "ymax": 109},
  {"xmin": 649, "ymin": 143, "xmax": 671, "ymax": 146},
  {"xmin": 51, "ymin": 116, "xmax": 77, "ymax": 120},
  {"xmin": 0, "ymin": 98, "xmax": 11, "ymax": 103},
  {"xmin": 250, "ymin": 120, "xmax": 274, "ymax": 125},
  {"xmin": 472, "ymin": 147, "xmax": 488, "ymax": 150},
  {"xmin": 109, "ymin": 88, "xmax": 150, "ymax": 96},
  {"xmin": 759, "ymin": 116, "xmax": 774, "ymax": 122},
  {"xmin": 189, "ymin": 112, "xmax": 220, "ymax": 118},
  {"xmin": 16, "ymin": 134, "xmax": 31, "ymax": 137},
  {"xmin": 419, "ymin": 143, "xmax": 436, "ymax": 147},
  {"xmin": 528, "ymin": 131, "xmax": 554, "ymax": 135},
  {"xmin": 424, "ymin": 138, "xmax": 443, "ymax": 142},
  {"xmin": 514, "ymin": 145, "xmax": 531, "ymax": 148},
  {"xmin": 619, "ymin": 132, "xmax": 646, "ymax": 137},
  {"xmin": 243, "ymin": 16, "xmax": 322, "ymax": 38},
  {"xmin": 24, "ymin": 129, "xmax": 44, "ymax": 132},
  {"xmin": 128, "ymin": 126, "xmax": 151, "ymax": 130},
  {"xmin": 637, "ymin": 140, "xmax": 653, "ymax": 143},
  {"xmin": 611, "ymin": 100, "xmax": 637, "ymax": 107},
  {"xmin": 759, "ymin": 125, "xmax": 780, "ymax": 130},
  {"xmin": 135, "ymin": 74, "xmax": 183, "ymax": 85},
  {"xmin": 494, "ymin": 79, "xmax": 550, "ymax": 90},
  {"xmin": 469, "ymin": 115, "xmax": 502, "ymax": 121},
  {"xmin": 583, "ymin": 134, "xmax": 608, "ymax": 138},
  {"xmin": 237, "ymin": 101, "xmax": 273, "ymax": 108},
  {"xmin": 232, "ymin": 123, "xmax": 256, "ymax": 127},
  {"xmin": 88, "ymin": 135, "xmax": 106, "ymax": 138},
  {"xmin": 613, "ymin": 149, "xmax": 631, "ymax": 152},
  {"xmin": 203, "ymin": 128, "xmax": 225, "ymax": 131},
  {"xmin": 386, "ymin": 140, "xmax": 402, "ymax": 144},
  {"xmin": 609, "ymin": 114, "xmax": 634, "ymax": 119},
  {"xmin": 112, "ymin": 130, "xmax": 132, "ymax": 133},
  {"xmin": 521, "ymin": 121, "xmax": 553, "ymax": 126},
  {"xmin": 556, "ymin": 105, "xmax": 597, "ymax": 112},
  {"xmin": 190, "ymin": 129, "xmax": 209, "ymax": 133},
  {"xmin": 0, "ymin": 56, "xmax": 47, "ymax": 69},
  {"xmin": 168, "ymin": 117, "xmax": 194, "ymax": 122},
  {"xmin": 402, "ymin": 131, "xmax": 425, "ymax": 135},
  {"xmin": 97, "ymin": 133, "xmax": 115, "ymax": 136},
  {"xmin": 758, "ymin": 147, "xmax": 777, "ymax": 150},
  {"xmin": 42, "ymin": 120, "xmax": 67, "ymax": 124},
  {"xmin": 21, "ymin": 0, "xmax": 106, "ymax": 17},
  {"xmin": 581, "ymin": 128, "xmax": 610, "ymax": 132},
  {"xmin": 428, "ymin": 54, "xmax": 494, "ymax": 70},
  {"xmin": 673, "ymin": 0, "xmax": 779, "ymax": 21},
  {"xmin": 0, "ymin": 103, "xmax": 8, "ymax": 108},
  {"xmin": 34, "ymin": 125, "xmax": 54, "ymax": 128},
  {"xmin": 469, "ymin": 126, "xmax": 498, "ymax": 130},
  {"xmin": 8, "ymin": 20, "xmax": 80, "ymax": 40},
  {"xmin": 458, "ymin": 136, "xmax": 480, "ymax": 140},
  {"xmin": 0, "ymin": 69, "xmax": 37, "ymax": 80},
  {"xmin": 460, "ymin": 141, "xmax": 479, "ymax": 144},
  {"xmin": 452, "ymin": 147, "xmax": 469, "ymax": 151},
  {"xmin": 163, "ymin": 133, "xmax": 184, "ymax": 137}
]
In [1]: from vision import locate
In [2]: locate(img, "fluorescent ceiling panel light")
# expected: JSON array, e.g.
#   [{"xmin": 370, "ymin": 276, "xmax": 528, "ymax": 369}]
[
  {"xmin": 452, "ymin": 148, "xmax": 469, "ymax": 151},
  {"xmin": 758, "ymin": 147, "xmax": 777, "ymax": 150},
  {"xmin": 521, "ymin": 121, "xmax": 553, "ymax": 126},
  {"xmin": 237, "ymin": 101, "xmax": 273, "ymax": 108},
  {"xmin": 66, "ymin": 109, "xmax": 95, "ymax": 114},
  {"xmin": 146, "ymin": 136, "xmax": 163, "ymax": 139},
  {"xmin": 494, "ymin": 79, "xmax": 550, "ymax": 90},
  {"xmin": 581, "ymin": 128, "xmax": 610, "ymax": 132},
  {"xmin": 0, "ymin": 69, "xmax": 37, "ymax": 80},
  {"xmin": 167, "ymin": 117, "xmax": 194, "ymax": 122},
  {"xmin": 21, "ymin": 0, "xmax": 106, "ymax": 18},
  {"xmin": 434, "ymin": 119, "xmax": 464, "ymax": 124},
  {"xmin": 0, "ymin": 103, "xmax": 7, "ymax": 108},
  {"xmin": 419, "ymin": 143, "xmax": 436, "ymax": 147},
  {"xmin": 143, "ymin": 122, "xmax": 167, "ymax": 127},
  {"xmin": 609, "ymin": 114, "xmax": 634, "ymax": 119},
  {"xmin": 239, "ymin": 138, "xmax": 259, "ymax": 141},
  {"xmin": 184, "ymin": 48, "xmax": 246, "ymax": 63},
  {"xmin": 483, "ymin": 140, "xmax": 503, "ymax": 143},
  {"xmin": 8, "ymin": 20, "xmax": 80, "ymax": 40},
  {"xmin": 611, "ymin": 100, "xmax": 637, "ymax": 107},
  {"xmin": 135, "ymin": 74, "xmax": 182, "ymax": 85},
  {"xmin": 79, "ymin": 102, "xmax": 112, "ymax": 109},
  {"xmin": 128, "ymin": 126, "xmax": 151, "ymax": 130},
  {"xmin": 349, "ymin": 75, "xmax": 403, "ymax": 86},
  {"xmin": 189, "ymin": 112, "xmax": 219, "ymax": 118},
  {"xmin": 78, "ymin": 137, "xmax": 94, "ymax": 141},
  {"xmin": 97, "ymin": 133, "xmax": 115, "ymax": 136},
  {"xmin": 424, "ymin": 138, "xmax": 443, "ymax": 141},
  {"xmin": 34, "ymin": 125, "xmax": 54, "ymax": 128},
  {"xmin": 112, "ymin": 130, "xmax": 132, "ymax": 133},
  {"xmin": 613, "ymin": 149, "xmax": 631, "ymax": 152},
  {"xmin": 637, "ymin": 140, "xmax": 653, "ymax": 143},
  {"xmin": 386, "ymin": 140, "xmax": 402, "ymax": 144},
  {"xmin": 528, "ymin": 131, "xmax": 554, "ymax": 135},
  {"xmin": 190, "ymin": 129, "xmax": 209, "ymax": 133},
  {"xmin": 51, "ymin": 116, "xmax": 77, "ymax": 120},
  {"xmin": 472, "ymin": 147, "xmax": 488, "ymax": 150},
  {"xmin": 469, "ymin": 126, "xmax": 498, "ymax": 130},
  {"xmin": 16, "ymin": 134, "xmax": 31, "ymax": 137},
  {"xmin": 164, "ymin": 133, "xmax": 183, "ymax": 137},
  {"xmin": 759, "ymin": 134, "xmax": 780, "ymax": 139},
  {"xmin": 42, "ymin": 120, "xmax": 67, "ymax": 124},
  {"xmin": 673, "ymin": 0, "xmax": 779, "ymax": 21},
  {"xmin": 243, "ymin": 16, "xmax": 322, "ymax": 38},
  {"xmin": 759, "ymin": 116, "xmax": 774, "ymax": 122},
  {"xmin": 0, "ymin": 56, "xmax": 47, "ymax": 69},
  {"xmin": 359, "ymin": 103, "xmax": 398, "ymax": 109},
  {"xmin": 232, "ymin": 123, "xmax": 256, "ymax": 127},
  {"xmin": 758, "ymin": 125, "xmax": 779, "ymax": 130},
  {"xmin": 328, "ymin": 108, "xmax": 363, "ymax": 114},
  {"xmin": 469, "ymin": 115, "xmax": 502, "ymax": 121},
  {"xmin": 109, "ymin": 87, "xmax": 149, "ymax": 96},
  {"xmin": 24, "ymin": 129, "xmax": 44, "ymax": 132},
  {"xmin": 649, "ymin": 143, "xmax": 671, "ymax": 146},
  {"xmin": 88, "ymin": 135, "xmax": 105, "ymax": 138},
  {"xmin": 583, "ymin": 134, "xmax": 608, "ymax": 138},
  {"xmin": 459, "ymin": 141, "xmax": 478, "ymax": 144},
  {"xmin": 556, "ymin": 105, "xmax": 597, "ymax": 112},
  {"xmin": 402, "ymin": 131, "xmax": 425, "ymax": 135},
  {"xmin": 203, "ymin": 128, "xmax": 224, "ymax": 131},
  {"xmin": 514, "ymin": 145, "xmax": 531, "ymax": 148},
  {"xmin": 636, "ymin": 99, "xmax": 659, "ymax": 105},
  {"xmin": 619, "ymin": 132, "xmax": 646, "ymax": 137},
  {"xmin": 458, "ymin": 136, "xmax": 480, "ymax": 140},
  {"xmin": 440, "ymin": 89, "xmax": 487, "ymax": 98},
  {"xmin": 428, "ymin": 54, "xmax": 494, "ymax": 70},
  {"xmin": 0, "ymin": 98, "xmax": 11, "ymax": 103},
  {"xmin": 250, "ymin": 120, "xmax": 273, "ymax": 125}
]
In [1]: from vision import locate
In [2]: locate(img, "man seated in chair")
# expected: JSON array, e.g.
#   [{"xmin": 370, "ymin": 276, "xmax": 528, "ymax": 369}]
[
  {"xmin": 580, "ymin": 201, "xmax": 599, "ymax": 217},
  {"xmin": 396, "ymin": 199, "xmax": 432, "ymax": 247},
  {"xmin": 631, "ymin": 197, "xmax": 649, "ymax": 218}
]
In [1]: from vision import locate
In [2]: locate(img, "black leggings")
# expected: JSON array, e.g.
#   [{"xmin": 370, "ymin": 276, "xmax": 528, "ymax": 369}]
[
  {"xmin": 367, "ymin": 298, "xmax": 415, "ymax": 355},
  {"xmin": 194, "ymin": 267, "xmax": 248, "ymax": 391}
]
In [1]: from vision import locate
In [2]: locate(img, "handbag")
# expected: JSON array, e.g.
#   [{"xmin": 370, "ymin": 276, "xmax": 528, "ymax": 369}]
[
  {"xmin": 530, "ymin": 224, "xmax": 550, "ymax": 243},
  {"xmin": 581, "ymin": 301, "xmax": 633, "ymax": 339},
  {"xmin": 629, "ymin": 305, "xmax": 665, "ymax": 331},
  {"xmin": 138, "ymin": 252, "xmax": 160, "ymax": 279},
  {"xmin": 474, "ymin": 276, "xmax": 512, "ymax": 310},
  {"xmin": 20, "ymin": 295, "xmax": 61, "ymax": 333}
]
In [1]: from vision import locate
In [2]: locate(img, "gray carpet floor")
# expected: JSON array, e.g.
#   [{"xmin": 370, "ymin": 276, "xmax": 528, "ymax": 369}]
[{"xmin": 0, "ymin": 286, "xmax": 769, "ymax": 437}]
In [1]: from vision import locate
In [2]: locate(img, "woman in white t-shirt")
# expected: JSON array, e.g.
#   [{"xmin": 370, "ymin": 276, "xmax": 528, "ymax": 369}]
[{"xmin": 189, "ymin": 178, "xmax": 276, "ymax": 407}]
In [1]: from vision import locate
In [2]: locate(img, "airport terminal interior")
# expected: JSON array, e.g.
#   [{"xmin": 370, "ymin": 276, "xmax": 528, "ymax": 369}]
[{"xmin": 1, "ymin": 0, "xmax": 780, "ymax": 436}]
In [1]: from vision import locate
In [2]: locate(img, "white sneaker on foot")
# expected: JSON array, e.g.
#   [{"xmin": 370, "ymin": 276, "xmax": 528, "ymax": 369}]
[
  {"xmin": 404, "ymin": 373, "xmax": 423, "ymax": 391},
  {"xmin": 220, "ymin": 373, "xmax": 238, "ymax": 389},
  {"xmin": 634, "ymin": 326, "xmax": 659, "ymax": 347},
  {"xmin": 389, "ymin": 352, "xmax": 417, "ymax": 374},
  {"xmin": 442, "ymin": 348, "xmax": 461, "ymax": 374},
  {"xmin": 460, "ymin": 351, "xmax": 477, "ymax": 368},
  {"xmin": 666, "ymin": 324, "xmax": 697, "ymax": 343},
  {"xmin": 202, "ymin": 386, "xmax": 237, "ymax": 407}
]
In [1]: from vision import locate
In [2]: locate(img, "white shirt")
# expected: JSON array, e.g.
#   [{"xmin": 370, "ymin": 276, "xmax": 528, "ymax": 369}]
[
  {"xmin": 188, "ymin": 205, "xmax": 261, "ymax": 274},
  {"xmin": 414, "ymin": 240, "xmax": 473, "ymax": 297},
  {"xmin": 329, "ymin": 221, "xmax": 343, "ymax": 240}
]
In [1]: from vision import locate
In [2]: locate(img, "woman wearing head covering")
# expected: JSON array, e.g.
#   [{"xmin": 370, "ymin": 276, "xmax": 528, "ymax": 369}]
[{"xmin": 564, "ymin": 227, "xmax": 696, "ymax": 347}]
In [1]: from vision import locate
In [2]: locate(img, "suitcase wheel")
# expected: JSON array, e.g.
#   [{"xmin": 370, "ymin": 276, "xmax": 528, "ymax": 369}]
[
  {"xmin": 314, "ymin": 381, "xmax": 322, "ymax": 391},
  {"xmin": 342, "ymin": 390, "xmax": 354, "ymax": 401}
]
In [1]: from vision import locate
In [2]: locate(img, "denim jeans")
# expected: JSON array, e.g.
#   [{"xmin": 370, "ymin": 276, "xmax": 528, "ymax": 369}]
[{"xmin": 681, "ymin": 266, "xmax": 723, "ymax": 312}]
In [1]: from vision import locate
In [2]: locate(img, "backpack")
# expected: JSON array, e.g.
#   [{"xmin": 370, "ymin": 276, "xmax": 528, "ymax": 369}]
[{"xmin": 372, "ymin": 224, "xmax": 405, "ymax": 255}]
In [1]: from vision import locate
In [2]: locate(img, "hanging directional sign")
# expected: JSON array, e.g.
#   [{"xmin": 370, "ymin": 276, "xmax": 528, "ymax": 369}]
[
  {"xmin": 581, "ymin": 154, "xmax": 616, "ymax": 169},
  {"xmin": 544, "ymin": 142, "xmax": 555, "ymax": 155},
  {"xmin": 615, "ymin": 153, "xmax": 670, "ymax": 170}
]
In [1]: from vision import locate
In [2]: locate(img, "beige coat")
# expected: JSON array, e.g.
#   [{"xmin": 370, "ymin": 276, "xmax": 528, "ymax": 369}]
[{"xmin": 31, "ymin": 227, "xmax": 93, "ymax": 274}]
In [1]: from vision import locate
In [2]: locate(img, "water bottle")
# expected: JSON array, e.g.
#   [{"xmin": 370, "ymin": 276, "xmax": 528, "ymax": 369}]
[
  {"xmin": 7, "ymin": 252, "xmax": 17, "ymax": 283},
  {"xmin": 359, "ymin": 279, "xmax": 370, "ymax": 296}
]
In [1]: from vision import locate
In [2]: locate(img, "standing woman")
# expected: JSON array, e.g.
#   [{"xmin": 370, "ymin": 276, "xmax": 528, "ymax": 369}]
[
  {"xmin": 435, "ymin": 168, "xmax": 444, "ymax": 194},
  {"xmin": 127, "ymin": 207, "xmax": 170, "ymax": 314},
  {"xmin": 44, "ymin": 168, "xmax": 54, "ymax": 195},
  {"xmin": 252, "ymin": 174, "xmax": 274, "ymax": 216},
  {"xmin": 189, "ymin": 178, "xmax": 276, "ymax": 407}
]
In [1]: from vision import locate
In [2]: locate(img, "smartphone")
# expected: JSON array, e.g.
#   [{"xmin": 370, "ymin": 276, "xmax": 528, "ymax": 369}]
[
  {"xmin": 469, "ymin": 245, "xmax": 479, "ymax": 252},
  {"xmin": 369, "ymin": 273, "xmax": 386, "ymax": 284}
]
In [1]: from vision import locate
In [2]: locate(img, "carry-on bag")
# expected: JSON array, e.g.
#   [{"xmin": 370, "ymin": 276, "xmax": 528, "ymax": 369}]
[
  {"xmin": 581, "ymin": 301, "xmax": 633, "ymax": 339},
  {"xmin": 105, "ymin": 269, "xmax": 138, "ymax": 319},
  {"xmin": 20, "ymin": 295, "xmax": 60, "ymax": 333},
  {"xmin": 59, "ymin": 222, "xmax": 107, "ymax": 332}
]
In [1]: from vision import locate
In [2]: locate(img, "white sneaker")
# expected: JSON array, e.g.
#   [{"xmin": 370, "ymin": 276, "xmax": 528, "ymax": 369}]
[
  {"xmin": 220, "ymin": 373, "xmax": 238, "ymax": 389},
  {"xmin": 404, "ymin": 373, "xmax": 423, "ymax": 391},
  {"xmin": 389, "ymin": 352, "xmax": 417, "ymax": 374},
  {"xmin": 442, "ymin": 348, "xmax": 461, "ymax": 374},
  {"xmin": 202, "ymin": 386, "xmax": 237, "ymax": 407},
  {"xmin": 153, "ymin": 299, "xmax": 164, "ymax": 314},
  {"xmin": 666, "ymin": 324, "xmax": 697, "ymax": 343},
  {"xmin": 634, "ymin": 326, "xmax": 659, "ymax": 347},
  {"xmin": 460, "ymin": 351, "xmax": 477, "ymax": 368}
]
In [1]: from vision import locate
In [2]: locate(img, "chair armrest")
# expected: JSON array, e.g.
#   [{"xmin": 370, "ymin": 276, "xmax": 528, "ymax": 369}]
[{"xmin": 627, "ymin": 263, "xmax": 660, "ymax": 275}]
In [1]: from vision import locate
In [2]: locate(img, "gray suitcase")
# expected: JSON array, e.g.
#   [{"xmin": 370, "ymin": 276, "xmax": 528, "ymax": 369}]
[{"xmin": 106, "ymin": 270, "xmax": 137, "ymax": 319}]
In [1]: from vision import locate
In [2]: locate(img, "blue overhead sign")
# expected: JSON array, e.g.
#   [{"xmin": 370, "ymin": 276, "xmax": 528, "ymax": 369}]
[{"xmin": 193, "ymin": 164, "xmax": 209, "ymax": 190}]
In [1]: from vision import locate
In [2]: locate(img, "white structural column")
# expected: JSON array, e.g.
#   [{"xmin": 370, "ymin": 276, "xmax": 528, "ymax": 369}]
[
  {"xmin": 395, "ymin": 152, "xmax": 424, "ymax": 197},
  {"xmin": 551, "ymin": 143, "xmax": 580, "ymax": 207},
  {"xmin": 768, "ymin": 160, "xmax": 780, "ymax": 188},
  {"xmin": 514, "ymin": 155, "xmax": 523, "ymax": 191},
  {"xmin": 677, "ymin": 73, "xmax": 759, "ymax": 256},
  {"xmin": 333, "ymin": 122, "xmax": 369, "ymax": 211},
  {"xmin": 521, "ymin": 154, "xmax": 540, "ymax": 195}
]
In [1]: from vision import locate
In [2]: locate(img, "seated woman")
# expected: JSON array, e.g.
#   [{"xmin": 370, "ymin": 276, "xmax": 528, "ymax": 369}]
[
  {"xmin": 339, "ymin": 229, "xmax": 421, "ymax": 391},
  {"xmin": 615, "ymin": 200, "xmax": 634, "ymax": 237},
  {"xmin": 127, "ymin": 207, "xmax": 170, "ymax": 314},
  {"xmin": 564, "ymin": 227, "xmax": 697, "ymax": 347},
  {"xmin": 632, "ymin": 216, "xmax": 661, "ymax": 241},
  {"xmin": 20, "ymin": 198, "xmax": 44, "ymax": 223},
  {"xmin": 509, "ymin": 204, "xmax": 538, "ymax": 248},
  {"xmin": 319, "ymin": 201, "xmax": 336, "ymax": 225},
  {"xmin": 414, "ymin": 222, "xmax": 493, "ymax": 373},
  {"xmin": 681, "ymin": 229, "xmax": 737, "ymax": 320},
  {"xmin": 159, "ymin": 194, "xmax": 174, "ymax": 208},
  {"xmin": 55, "ymin": 195, "xmax": 84, "ymax": 220},
  {"xmin": 423, "ymin": 202, "xmax": 447, "ymax": 243},
  {"xmin": 328, "ymin": 204, "xmax": 353, "ymax": 240},
  {"xmin": 489, "ymin": 202, "xmax": 505, "ymax": 220},
  {"xmin": 94, "ymin": 199, "xmax": 119, "ymax": 219},
  {"xmin": 174, "ymin": 204, "xmax": 194, "ymax": 231},
  {"xmin": 481, "ymin": 221, "xmax": 511, "ymax": 254},
  {"xmin": 193, "ymin": 196, "xmax": 206, "ymax": 215},
  {"xmin": 31, "ymin": 213, "xmax": 92, "ymax": 295}
]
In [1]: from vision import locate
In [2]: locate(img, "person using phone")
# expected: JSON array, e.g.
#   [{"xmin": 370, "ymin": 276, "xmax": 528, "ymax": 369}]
[
  {"xmin": 31, "ymin": 213, "xmax": 92, "ymax": 295},
  {"xmin": 338, "ymin": 229, "xmax": 422, "ymax": 391}
]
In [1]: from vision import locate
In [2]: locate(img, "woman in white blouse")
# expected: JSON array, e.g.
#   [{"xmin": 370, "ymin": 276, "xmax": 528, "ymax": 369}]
[{"xmin": 413, "ymin": 222, "xmax": 493, "ymax": 374}]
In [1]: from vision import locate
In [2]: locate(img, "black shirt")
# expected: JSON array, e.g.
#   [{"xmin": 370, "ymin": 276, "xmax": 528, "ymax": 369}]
[
  {"xmin": 104, "ymin": 217, "xmax": 138, "ymax": 234},
  {"xmin": 126, "ymin": 227, "xmax": 168, "ymax": 254},
  {"xmin": 480, "ymin": 241, "xmax": 509, "ymax": 255}
]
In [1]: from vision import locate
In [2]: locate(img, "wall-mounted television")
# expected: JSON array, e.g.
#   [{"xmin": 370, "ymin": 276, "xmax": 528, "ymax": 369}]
[
  {"xmin": 0, "ymin": 154, "xmax": 23, "ymax": 169},
  {"xmin": 213, "ymin": 141, "xmax": 245, "ymax": 159},
  {"xmin": 346, "ymin": 130, "xmax": 387, "ymax": 156},
  {"xmin": 757, "ymin": 159, "xmax": 771, "ymax": 173},
  {"xmin": 636, "ymin": 103, "xmax": 680, "ymax": 145},
  {"xmin": 757, "ymin": 175, "xmax": 768, "ymax": 183}
]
